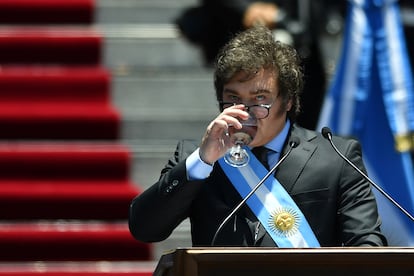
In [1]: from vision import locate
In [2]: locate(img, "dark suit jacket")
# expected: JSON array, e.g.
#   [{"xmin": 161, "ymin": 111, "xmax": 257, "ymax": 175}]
[{"xmin": 129, "ymin": 124, "xmax": 387, "ymax": 247}]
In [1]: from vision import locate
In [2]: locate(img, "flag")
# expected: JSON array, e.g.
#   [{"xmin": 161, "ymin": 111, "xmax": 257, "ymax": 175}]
[{"xmin": 318, "ymin": 0, "xmax": 414, "ymax": 245}]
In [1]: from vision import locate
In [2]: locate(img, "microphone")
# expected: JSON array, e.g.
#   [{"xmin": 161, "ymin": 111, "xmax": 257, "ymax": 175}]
[
  {"xmin": 321, "ymin": 127, "xmax": 414, "ymax": 222},
  {"xmin": 211, "ymin": 137, "xmax": 300, "ymax": 246}
]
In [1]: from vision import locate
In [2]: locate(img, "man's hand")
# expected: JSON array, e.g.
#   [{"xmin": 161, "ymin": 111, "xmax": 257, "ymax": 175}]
[
  {"xmin": 199, "ymin": 104, "xmax": 248, "ymax": 165},
  {"xmin": 243, "ymin": 2, "xmax": 279, "ymax": 29}
]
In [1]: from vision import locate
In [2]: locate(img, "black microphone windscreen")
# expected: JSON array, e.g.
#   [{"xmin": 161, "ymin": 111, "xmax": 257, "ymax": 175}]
[
  {"xmin": 290, "ymin": 136, "xmax": 300, "ymax": 148},
  {"xmin": 321, "ymin": 127, "xmax": 332, "ymax": 139}
]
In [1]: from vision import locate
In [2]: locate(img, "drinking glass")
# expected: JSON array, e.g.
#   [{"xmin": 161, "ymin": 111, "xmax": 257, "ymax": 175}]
[{"xmin": 224, "ymin": 113, "xmax": 257, "ymax": 167}]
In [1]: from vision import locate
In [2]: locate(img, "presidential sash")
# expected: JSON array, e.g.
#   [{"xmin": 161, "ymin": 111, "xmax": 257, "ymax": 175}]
[{"xmin": 219, "ymin": 147, "xmax": 320, "ymax": 247}]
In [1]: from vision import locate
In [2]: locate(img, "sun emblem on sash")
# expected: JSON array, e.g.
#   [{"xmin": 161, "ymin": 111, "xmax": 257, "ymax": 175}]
[{"xmin": 268, "ymin": 207, "xmax": 300, "ymax": 237}]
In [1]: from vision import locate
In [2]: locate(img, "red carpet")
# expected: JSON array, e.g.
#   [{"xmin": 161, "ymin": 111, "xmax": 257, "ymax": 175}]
[
  {"xmin": 0, "ymin": 261, "xmax": 154, "ymax": 276},
  {"xmin": 0, "ymin": 66, "xmax": 110, "ymax": 102},
  {"xmin": 0, "ymin": 0, "xmax": 94, "ymax": 24},
  {"xmin": 0, "ymin": 27, "xmax": 102, "ymax": 64},
  {"xmin": 0, "ymin": 222, "xmax": 151, "ymax": 261},
  {"xmin": 0, "ymin": 269, "xmax": 153, "ymax": 276},
  {"xmin": 0, "ymin": 143, "xmax": 129, "ymax": 180},
  {"xmin": 0, "ymin": 66, "xmax": 119, "ymax": 139},
  {"xmin": 0, "ymin": 0, "xmax": 154, "ymax": 272}
]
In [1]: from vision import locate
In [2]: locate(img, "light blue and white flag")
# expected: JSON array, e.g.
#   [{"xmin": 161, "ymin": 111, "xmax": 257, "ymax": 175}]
[{"xmin": 318, "ymin": 0, "xmax": 414, "ymax": 245}]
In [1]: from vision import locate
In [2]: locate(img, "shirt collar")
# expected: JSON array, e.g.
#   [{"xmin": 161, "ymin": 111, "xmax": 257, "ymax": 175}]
[{"xmin": 265, "ymin": 119, "xmax": 291, "ymax": 153}]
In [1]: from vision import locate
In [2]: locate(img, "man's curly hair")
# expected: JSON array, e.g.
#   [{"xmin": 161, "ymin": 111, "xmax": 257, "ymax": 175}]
[{"xmin": 214, "ymin": 25, "xmax": 303, "ymax": 122}]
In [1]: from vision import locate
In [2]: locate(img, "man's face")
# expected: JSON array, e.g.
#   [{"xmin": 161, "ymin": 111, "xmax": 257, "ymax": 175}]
[{"xmin": 221, "ymin": 68, "xmax": 291, "ymax": 147}]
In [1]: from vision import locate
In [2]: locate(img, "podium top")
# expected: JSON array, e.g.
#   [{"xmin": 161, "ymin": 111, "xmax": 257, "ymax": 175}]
[{"xmin": 154, "ymin": 247, "xmax": 414, "ymax": 276}]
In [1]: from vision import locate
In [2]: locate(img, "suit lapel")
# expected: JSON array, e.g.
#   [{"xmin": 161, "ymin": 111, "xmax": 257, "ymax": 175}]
[{"xmin": 276, "ymin": 126, "xmax": 317, "ymax": 193}]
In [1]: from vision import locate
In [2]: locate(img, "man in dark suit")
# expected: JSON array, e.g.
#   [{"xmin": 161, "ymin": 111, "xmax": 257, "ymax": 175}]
[{"xmin": 129, "ymin": 25, "xmax": 387, "ymax": 247}]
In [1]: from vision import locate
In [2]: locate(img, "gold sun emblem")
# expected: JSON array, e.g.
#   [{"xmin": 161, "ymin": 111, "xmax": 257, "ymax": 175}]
[{"xmin": 268, "ymin": 207, "xmax": 300, "ymax": 237}]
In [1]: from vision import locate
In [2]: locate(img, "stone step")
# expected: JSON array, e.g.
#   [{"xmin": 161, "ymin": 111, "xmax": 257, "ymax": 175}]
[
  {"xmin": 95, "ymin": 0, "xmax": 201, "ymax": 260},
  {"xmin": 112, "ymin": 67, "xmax": 217, "ymax": 141},
  {"xmin": 96, "ymin": 0, "xmax": 197, "ymax": 24},
  {"xmin": 122, "ymin": 119, "xmax": 209, "ymax": 142},
  {"xmin": 96, "ymin": 0, "xmax": 204, "ymax": 69},
  {"xmin": 111, "ymin": 68, "xmax": 216, "ymax": 119},
  {"xmin": 102, "ymin": 23, "xmax": 204, "ymax": 69},
  {"xmin": 0, "ymin": 23, "xmax": 203, "ymax": 68}
]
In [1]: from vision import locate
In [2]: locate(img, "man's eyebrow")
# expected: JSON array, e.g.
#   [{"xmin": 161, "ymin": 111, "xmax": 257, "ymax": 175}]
[
  {"xmin": 223, "ymin": 88, "xmax": 238, "ymax": 94},
  {"xmin": 222, "ymin": 88, "xmax": 273, "ymax": 97},
  {"xmin": 252, "ymin": 89, "xmax": 272, "ymax": 94},
  {"xmin": 223, "ymin": 88, "xmax": 271, "ymax": 94}
]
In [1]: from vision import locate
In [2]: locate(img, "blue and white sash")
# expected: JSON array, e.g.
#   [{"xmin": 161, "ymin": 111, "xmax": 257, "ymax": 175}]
[{"xmin": 219, "ymin": 147, "xmax": 320, "ymax": 247}]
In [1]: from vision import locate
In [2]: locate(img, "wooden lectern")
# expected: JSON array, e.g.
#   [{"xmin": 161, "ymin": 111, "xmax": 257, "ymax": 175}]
[{"xmin": 153, "ymin": 247, "xmax": 414, "ymax": 276}]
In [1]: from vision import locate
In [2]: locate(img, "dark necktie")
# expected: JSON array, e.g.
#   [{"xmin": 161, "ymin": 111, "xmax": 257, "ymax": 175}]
[
  {"xmin": 249, "ymin": 146, "xmax": 269, "ymax": 244},
  {"xmin": 252, "ymin": 146, "xmax": 269, "ymax": 170}
]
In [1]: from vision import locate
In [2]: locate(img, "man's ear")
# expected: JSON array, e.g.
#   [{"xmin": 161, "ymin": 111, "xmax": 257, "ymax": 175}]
[{"xmin": 286, "ymin": 98, "xmax": 293, "ymax": 112}]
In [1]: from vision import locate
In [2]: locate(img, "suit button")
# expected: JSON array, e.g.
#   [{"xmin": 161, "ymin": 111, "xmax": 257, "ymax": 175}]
[{"xmin": 172, "ymin": 180, "xmax": 179, "ymax": 186}]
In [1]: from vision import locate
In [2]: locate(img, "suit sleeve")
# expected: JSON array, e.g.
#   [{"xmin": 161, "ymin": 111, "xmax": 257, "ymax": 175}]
[
  {"xmin": 337, "ymin": 138, "xmax": 387, "ymax": 246},
  {"xmin": 128, "ymin": 140, "xmax": 204, "ymax": 242}
]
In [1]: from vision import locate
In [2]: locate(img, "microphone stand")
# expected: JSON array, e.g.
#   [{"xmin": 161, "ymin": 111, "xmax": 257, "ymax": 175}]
[{"xmin": 322, "ymin": 127, "xmax": 414, "ymax": 222}]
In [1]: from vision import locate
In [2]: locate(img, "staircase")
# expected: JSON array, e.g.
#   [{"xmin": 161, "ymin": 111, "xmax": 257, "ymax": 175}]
[
  {"xmin": 0, "ymin": 0, "xmax": 183, "ymax": 274},
  {"xmin": 98, "ymin": 0, "xmax": 218, "ymax": 261}
]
